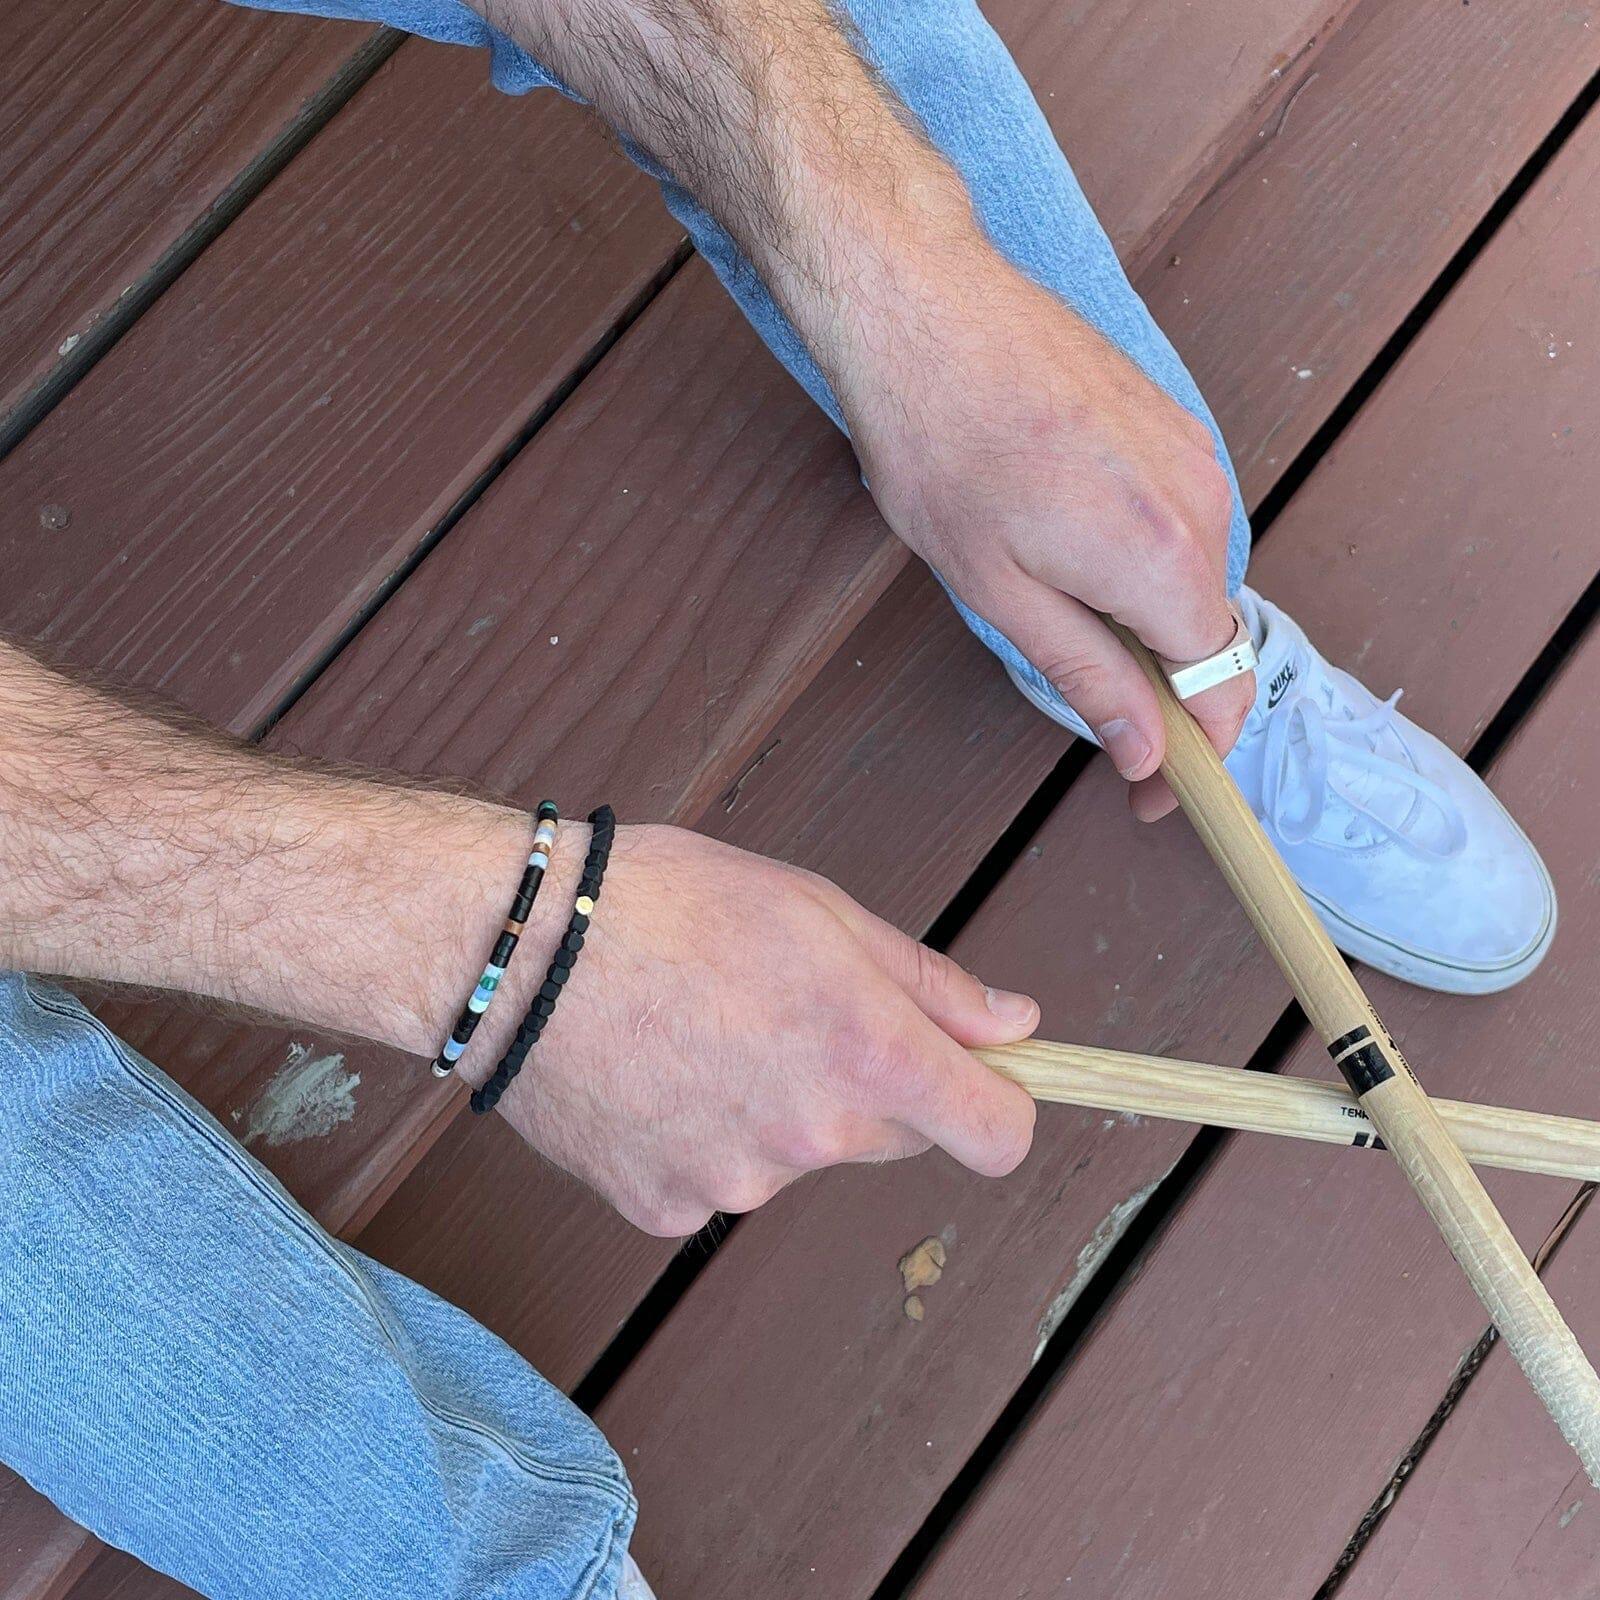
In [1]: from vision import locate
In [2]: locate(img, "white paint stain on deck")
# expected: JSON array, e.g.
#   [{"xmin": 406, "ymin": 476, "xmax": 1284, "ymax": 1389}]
[
  {"xmin": 1032, "ymin": 1179, "xmax": 1161, "ymax": 1366},
  {"xmin": 234, "ymin": 1042, "xmax": 361, "ymax": 1149}
]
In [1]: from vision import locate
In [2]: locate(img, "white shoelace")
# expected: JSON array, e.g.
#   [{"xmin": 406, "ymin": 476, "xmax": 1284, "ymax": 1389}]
[{"xmin": 1259, "ymin": 680, "xmax": 1468, "ymax": 860}]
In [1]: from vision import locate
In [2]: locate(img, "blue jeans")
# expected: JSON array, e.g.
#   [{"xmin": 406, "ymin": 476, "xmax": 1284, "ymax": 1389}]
[{"xmin": 2, "ymin": 3, "xmax": 1253, "ymax": 1596}]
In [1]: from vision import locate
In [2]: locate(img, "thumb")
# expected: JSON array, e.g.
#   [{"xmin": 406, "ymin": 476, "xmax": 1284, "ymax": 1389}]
[{"xmin": 994, "ymin": 580, "xmax": 1166, "ymax": 782}]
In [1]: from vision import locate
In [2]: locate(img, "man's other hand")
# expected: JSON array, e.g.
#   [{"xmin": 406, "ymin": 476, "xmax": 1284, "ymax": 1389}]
[{"xmin": 482, "ymin": 823, "xmax": 1039, "ymax": 1236}]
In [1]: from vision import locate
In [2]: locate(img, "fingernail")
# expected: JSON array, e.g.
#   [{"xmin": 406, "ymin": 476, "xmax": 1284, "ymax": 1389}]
[
  {"xmin": 985, "ymin": 985, "xmax": 1037, "ymax": 1025},
  {"xmin": 1098, "ymin": 718, "xmax": 1151, "ymax": 780}
]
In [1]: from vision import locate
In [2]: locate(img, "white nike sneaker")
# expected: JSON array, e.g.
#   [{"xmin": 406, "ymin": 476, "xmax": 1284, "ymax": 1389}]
[{"xmin": 1004, "ymin": 585, "xmax": 1557, "ymax": 994}]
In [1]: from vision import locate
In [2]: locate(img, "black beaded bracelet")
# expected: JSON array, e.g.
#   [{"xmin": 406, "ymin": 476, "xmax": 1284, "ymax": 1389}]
[
  {"xmin": 430, "ymin": 800, "xmax": 559, "ymax": 1078},
  {"xmin": 471, "ymin": 805, "xmax": 615, "ymax": 1115}
]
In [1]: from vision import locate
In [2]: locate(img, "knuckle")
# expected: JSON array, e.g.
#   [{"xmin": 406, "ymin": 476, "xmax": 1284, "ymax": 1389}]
[
  {"xmin": 1035, "ymin": 649, "xmax": 1112, "ymax": 710},
  {"xmin": 826, "ymin": 1018, "xmax": 917, "ymax": 1107},
  {"xmin": 1142, "ymin": 508, "xmax": 1208, "ymax": 575},
  {"xmin": 983, "ymin": 1097, "xmax": 1038, "ymax": 1176},
  {"xmin": 770, "ymin": 1119, "xmax": 850, "ymax": 1170},
  {"xmin": 908, "ymin": 938, "xmax": 955, "ymax": 1000},
  {"xmin": 712, "ymin": 1168, "xmax": 782, "ymax": 1216},
  {"xmin": 633, "ymin": 1197, "xmax": 714, "ymax": 1238}
]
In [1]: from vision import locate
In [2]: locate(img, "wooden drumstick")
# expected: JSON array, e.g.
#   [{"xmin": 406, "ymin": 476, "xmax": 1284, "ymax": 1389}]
[
  {"xmin": 1110, "ymin": 621, "xmax": 1600, "ymax": 1484},
  {"xmin": 978, "ymin": 1038, "xmax": 1600, "ymax": 1183}
]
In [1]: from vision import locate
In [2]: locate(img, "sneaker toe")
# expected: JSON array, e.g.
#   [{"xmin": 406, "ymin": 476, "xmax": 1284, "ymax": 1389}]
[{"xmin": 1306, "ymin": 728, "xmax": 1556, "ymax": 994}]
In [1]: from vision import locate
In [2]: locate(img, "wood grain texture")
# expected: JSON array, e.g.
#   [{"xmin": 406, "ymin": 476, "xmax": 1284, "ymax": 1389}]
[
  {"xmin": 589, "ymin": 103, "xmax": 1600, "ymax": 1600},
  {"xmin": 913, "ymin": 619, "xmax": 1600, "ymax": 1600},
  {"xmin": 1147, "ymin": 0, "xmax": 1600, "ymax": 504},
  {"xmin": 0, "ymin": 37, "xmax": 681, "ymax": 733},
  {"xmin": 984, "ymin": 1038, "xmax": 1600, "ymax": 1184},
  {"xmin": 1334, "ymin": 1206, "xmax": 1600, "ymax": 1600},
  {"xmin": 0, "ymin": 1472, "xmax": 98, "ymax": 1599},
  {"xmin": 0, "ymin": 0, "xmax": 371, "ymax": 424},
  {"xmin": 985, "ymin": 0, "xmax": 1358, "ymax": 272}
]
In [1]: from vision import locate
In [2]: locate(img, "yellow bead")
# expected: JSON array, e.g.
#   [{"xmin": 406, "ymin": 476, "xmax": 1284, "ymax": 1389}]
[{"xmin": 575, "ymin": 895, "xmax": 595, "ymax": 915}]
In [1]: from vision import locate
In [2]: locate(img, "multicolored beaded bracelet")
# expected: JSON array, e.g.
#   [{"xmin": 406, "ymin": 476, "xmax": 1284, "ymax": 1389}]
[
  {"xmin": 471, "ymin": 804, "xmax": 615, "ymax": 1116},
  {"xmin": 430, "ymin": 800, "xmax": 560, "ymax": 1079}
]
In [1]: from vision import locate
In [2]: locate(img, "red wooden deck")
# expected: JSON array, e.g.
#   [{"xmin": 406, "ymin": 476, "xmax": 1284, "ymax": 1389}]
[{"xmin": 3, "ymin": 2, "xmax": 1599, "ymax": 1595}]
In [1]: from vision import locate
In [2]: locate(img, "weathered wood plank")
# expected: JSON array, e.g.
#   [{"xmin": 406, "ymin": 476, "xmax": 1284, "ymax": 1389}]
[
  {"xmin": 913, "ymin": 621, "xmax": 1600, "ymax": 1600},
  {"xmin": 1146, "ymin": 0, "xmax": 1600, "ymax": 504},
  {"xmin": 1333, "ymin": 1206, "xmax": 1600, "ymax": 1600},
  {"xmin": 983, "ymin": 0, "xmax": 1358, "ymax": 273},
  {"xmin": 0, "ymin": 1472, "xmax": 98, "ymax": 1598},
  {"xmin": 0, "ymin": 38, "xmax": 681, "ymax": 733},
  {"xmin": 0, "ymin": 0, "xmax": 373, "ymax": 426},
  {"xmin": 592, "ymin": 97, "xmax": 1600, "ymax": 1600}
]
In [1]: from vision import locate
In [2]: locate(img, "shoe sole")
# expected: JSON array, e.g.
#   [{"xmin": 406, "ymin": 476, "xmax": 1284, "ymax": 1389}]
[{"xmin": 1002, "ymin": 660, "xmax": 1559, "ymax": 996}]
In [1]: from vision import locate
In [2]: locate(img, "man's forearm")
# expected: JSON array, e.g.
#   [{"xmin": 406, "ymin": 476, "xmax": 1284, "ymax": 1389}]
[
  {"xmin": 471, "ymin": 0, "xmax": 992, "ymax": 422},
  {"xmin": 0, "ymin": 640, "xmax": 576, "ymax": 1067}
]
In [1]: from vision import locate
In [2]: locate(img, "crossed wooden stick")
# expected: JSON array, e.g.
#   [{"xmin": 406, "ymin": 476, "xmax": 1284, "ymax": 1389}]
[
  {"xmin": 1018, "ymin": 627, "xmax": 1600, "ymax": 1482},
  {"xmin": 983, "ymin": 1038, "xmax": 1600, "ymax": 1185}
]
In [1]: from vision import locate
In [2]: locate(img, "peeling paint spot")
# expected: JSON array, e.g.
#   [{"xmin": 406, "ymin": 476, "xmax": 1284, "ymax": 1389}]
[
  {"xmin": 1560, "ymin": 1499, "xmax": 1584, "ymax": 1529},
  {"xmin": 237, "ymin": 1043, "xmax": 360, "ymax": 1149},
  {"xmin": 1032, "ymin": 1181, "xmax": 1160, "ymax": 1364},
  {"xmin": 899, "ymin": 1236, "xmax": 946, "ymax": 1293},
  {"xmin": 898, "ymin": 1236, "xmax": 949, "ymax": 1319}
]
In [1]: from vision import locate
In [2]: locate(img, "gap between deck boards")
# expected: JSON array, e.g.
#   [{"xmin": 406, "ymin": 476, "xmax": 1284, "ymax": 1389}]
[
  {"xmin": 0, "ymin": 26, "xmax": 404, "ymax": 461},
  {"xmin": 1312, "ymin": 1183, "xmax": 1600, "ymax": 1599}
]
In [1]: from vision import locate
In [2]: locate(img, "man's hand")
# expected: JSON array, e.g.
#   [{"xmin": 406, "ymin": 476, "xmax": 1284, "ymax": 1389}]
[
  {"xmin": 471, "ymin": 823, "xmax": 1038, "ymax": 1237},
  {"xmin": 843, "ymin": 267, "xmax": 1253, "ymax": 821}
]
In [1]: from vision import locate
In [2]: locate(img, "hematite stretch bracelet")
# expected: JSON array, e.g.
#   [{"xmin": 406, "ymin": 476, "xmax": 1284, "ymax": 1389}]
[
  {"xmin": 471, "ymin": 804, "xmax": 615, "ymax": 1116},
  {"xmin": 430, "ymin": 800, "xmax": 560, "ymax": 1078}
]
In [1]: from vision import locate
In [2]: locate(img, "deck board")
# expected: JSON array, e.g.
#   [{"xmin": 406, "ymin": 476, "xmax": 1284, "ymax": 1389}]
[
  {"xmin": 1148, "ymin": 0, "xmax": 1600, "ymax": 504},
  {"xmin": 588, "ymin": 92, "xmax": 1600, "ymax": 1600},
  {"xmin": 1333, "ymin": 1205, "xmax": 1600, "ymax": 1600},
  {"xmin": 0, "ymin": 0, "xmax": 373, "ymax": 427}
]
